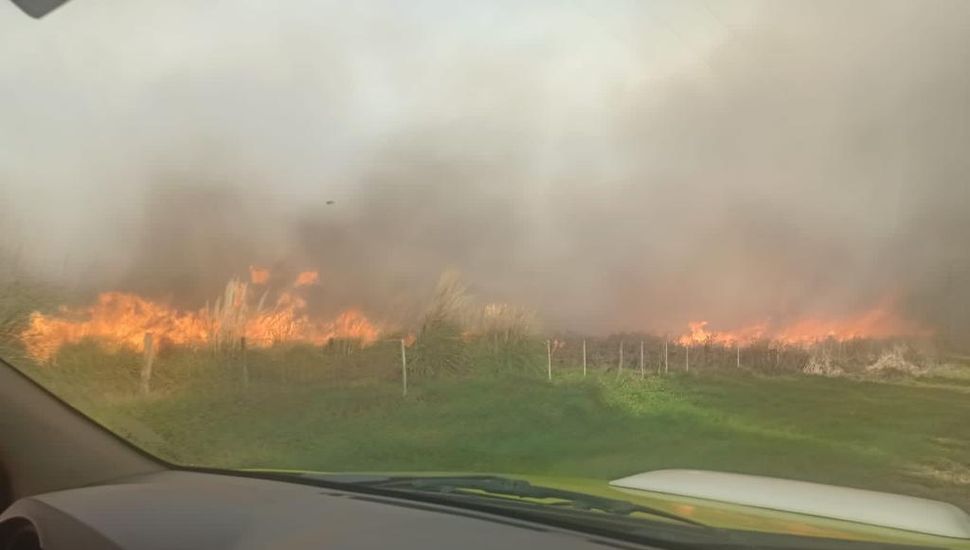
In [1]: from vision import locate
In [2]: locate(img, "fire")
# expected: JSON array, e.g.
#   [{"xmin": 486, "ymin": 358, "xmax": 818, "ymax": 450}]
[
  {"xmin": 771, "ymin": 305, "xmax": 929, "ymax": 345},
  {"xmin": 21, "ymin": 271, "xmax": 379, "ymax": 361},
  {"xmin": 21, "ymin": 292, "xmax": 210, "ymax": 360},
  {"xmin": 677, "ymin": 321, "xmax": 767, "ymax": 346},
  {"xmin": 294, "ymin": 271, "xmax": 319, "ymax": 287},
  {"xmin": 249, "ymin": 265, "xmax": 270, "ymax": 285},
  {"xmin": 325, "ymin": 309, "xmax": 381, "ymax": 344},
  {"xmin": 677, "ymin": 303, "xmax": 928, "ymax": 347}
]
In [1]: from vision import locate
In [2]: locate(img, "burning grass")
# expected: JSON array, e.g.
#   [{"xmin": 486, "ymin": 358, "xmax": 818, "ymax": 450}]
[
  {"xmin": 676, "ymin": 303, "xmax": 930, "ymax": 347},
  {"xmin": 5, "ymin": 276, "xmax": 968, "ymax": 512},
  {"xmin": 4, "ymin": 269, "xmax": 967, "ymax": 514},
  {"xmin": 17, "ymin": 272, "xmax": 380, "ymax": 361},
  {"xmin": 5, "ymin": 266, "xmax": 938, "ymax": 381}
]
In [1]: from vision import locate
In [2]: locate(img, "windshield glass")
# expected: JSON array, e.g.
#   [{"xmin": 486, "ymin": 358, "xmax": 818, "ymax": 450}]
[{"xmin": 2, "ymin": 0, "xmax": 969, "ymax": 545}]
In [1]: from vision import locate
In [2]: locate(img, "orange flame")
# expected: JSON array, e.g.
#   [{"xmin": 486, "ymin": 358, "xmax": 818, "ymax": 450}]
[
  {"xmin": 677, "ymin": 320, "xmax": 767, "ymax": 346},
  {"xmin": 249, "ymin": 265, "xmax": 270, "ymax": 285},
  {"xmin": 294, "ymin": 271, "xmax": 319, "ymax": 287},
  {"xmin": 21, "ymin": 292, "xmax": 210, "ymax": 360},
  {"xmin": 676, "ymin": 303, "xmax": 929, "ymax": 347},
  {"xmin": 21, "ymin": 271, "xmax": 379, "ymax": 360}
]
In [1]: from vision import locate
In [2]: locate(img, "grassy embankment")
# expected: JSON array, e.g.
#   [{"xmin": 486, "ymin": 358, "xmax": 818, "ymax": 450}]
[{"xmin": 15, "ymin": 341, "xmax": 970, "ymax": 511}]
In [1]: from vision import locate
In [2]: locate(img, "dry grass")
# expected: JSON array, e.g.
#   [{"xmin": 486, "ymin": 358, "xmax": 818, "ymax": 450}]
[
  {"xmin": 478, "ymin": 302, "xmax": 538, "ymax": 345},
  {"xmin": 0, "ymin": 275, "xmax": 62, "ymax": 365},
  {"xmin": 204, "ymin": 278, "xmax": 269, "ymax": 352},
  {"xmin": 410, "ymin": 271, "xmax": 541, "ymax": 374},
  {"xmin": 420, "ymin": 270, "xmax": 473, "ymax": 331},
  {"xmin": 905, "ymin": 459, "xmax": 970, "ymax": 489},
  {"xmin": 410, "ymin": 271, "xmax": 472, "ymax": 374}
]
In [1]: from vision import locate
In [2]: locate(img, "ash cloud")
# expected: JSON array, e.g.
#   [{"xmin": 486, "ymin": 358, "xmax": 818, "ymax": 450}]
[{"xmin": 3, "ymin": 1, "xmax": 969, "ymax": 346}]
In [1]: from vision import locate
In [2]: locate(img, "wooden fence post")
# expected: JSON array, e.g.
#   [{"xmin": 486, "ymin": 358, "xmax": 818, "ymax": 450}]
[
  {"xmin": 546, "ymin": 340, "xmax": 552, "ymax": 381},
  {"xmin": 582, "ymin": 339, "xmax": 587, "ymax": 378},
  {"xmin": 639, "ymin": 340, "xmax": 645, "ymax": 379},
  {"xmin": 664, "ymin": 340, "xmax": 669, "ymax": 374},
  {"xmin": 401, "ymin": 338, "xmax": 408, "ymax": 397},
  {"xmin": 617, "ymin": 341, "xmax": 624, "ymax": 376},
  {"xmin": 736, "ymin": 343, "xmax": 740, "ymax": 368},
  {"xmin": 657, "ymin": 342, "xmax": 663, "ymax": 375},
  {"xmin": 140, "ymin": 332, "xmax": 154, "ymax": 396},
  {"xmin": 240, "ymin": 336, "xmax": 249, "ymax": 387},
  {"xmin": 685, "ymin": 344, "xmax": 690, "ymax": 372}
]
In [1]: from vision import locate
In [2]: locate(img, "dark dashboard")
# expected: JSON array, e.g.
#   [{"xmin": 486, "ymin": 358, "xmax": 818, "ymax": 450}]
[{"xmin": 0, "ymin": 470, "xmax": 656, "ymax": 550}]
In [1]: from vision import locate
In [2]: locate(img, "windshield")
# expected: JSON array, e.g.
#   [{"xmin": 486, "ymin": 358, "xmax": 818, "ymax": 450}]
[{"xmin": 2, "ymin": 0, "xmax": 969, "ymax": 546}]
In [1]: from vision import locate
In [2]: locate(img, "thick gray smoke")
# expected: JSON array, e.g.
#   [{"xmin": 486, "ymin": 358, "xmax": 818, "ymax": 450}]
[{"xmin": 2, "ymin": 1, "xmax": 968, "ymax": 346}]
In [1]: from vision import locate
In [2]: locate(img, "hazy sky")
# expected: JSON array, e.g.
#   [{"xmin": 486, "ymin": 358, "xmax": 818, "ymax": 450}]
[
  {"xmin": 2, "ymin": 1, "xmax": 968, "ymax": 342},
  {"xmin": 1, "ymin": 1, "xmax": 737, "ymax": 257}
]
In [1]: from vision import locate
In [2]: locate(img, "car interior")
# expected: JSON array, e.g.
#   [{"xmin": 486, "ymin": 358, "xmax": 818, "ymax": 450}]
[{"xmin": 4, "ymin": 0, "xmax": 970, "ymax": 548}]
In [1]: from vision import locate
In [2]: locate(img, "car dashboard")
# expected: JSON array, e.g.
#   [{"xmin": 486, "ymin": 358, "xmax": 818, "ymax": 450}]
[{"xmin": 0, "ymin": 470, "xmax": 657, "ymax": 550}]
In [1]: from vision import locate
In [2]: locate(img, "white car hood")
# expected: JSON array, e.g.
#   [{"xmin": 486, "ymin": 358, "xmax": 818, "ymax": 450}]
[{"xmin": 610, "ymin": 469, "xmax": 970, "ymax": 539}]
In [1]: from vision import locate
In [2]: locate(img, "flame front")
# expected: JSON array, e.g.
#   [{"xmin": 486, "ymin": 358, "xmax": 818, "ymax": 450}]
[
  {"xmin": 249, "ymin": 265, "xmax": 270, "ymax": 285},
  {"xmin": 21, "ymin": 272, "xmax": 929, "ymax": 361},
  {"xmin": 21, "ymin": 292, "xmax": 211, "ymax": 360},
  {"xmin": 676, "ymin": 302, "xmax": 929, "ymax": 347},
  {"xmin": 294, "ymin": 271, "xmax": 319, "ymax": 287},
  {"xmin": 677, "ymin": 321, "xmax": 768, "ymax": 346},
  {"xmin": 21, "ymin": 272, "xmax": 379, "ymax": 361}
]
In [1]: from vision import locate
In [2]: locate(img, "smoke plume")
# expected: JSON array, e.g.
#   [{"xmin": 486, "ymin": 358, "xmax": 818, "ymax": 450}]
[{"xmin": 2, "ymin": 1, "xmax": 968, "ymax": 346}]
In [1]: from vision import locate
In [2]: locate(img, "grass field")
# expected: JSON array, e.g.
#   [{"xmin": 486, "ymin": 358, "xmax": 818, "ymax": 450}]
[{"xmin": 18, "ymin": 343, "xmax": 970, "ymax": 512}]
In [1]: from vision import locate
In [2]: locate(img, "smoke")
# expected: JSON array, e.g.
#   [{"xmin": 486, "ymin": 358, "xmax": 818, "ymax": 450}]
[
  {"xmin": 564, "ymin": 0, "xmax": 970, "ymax": 340},
  {"xmin": 2, "ymin": 1, "xmax": 969, "ymax": 346}
]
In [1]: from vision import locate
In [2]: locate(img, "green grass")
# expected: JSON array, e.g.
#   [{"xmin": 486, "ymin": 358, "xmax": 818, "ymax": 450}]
[{"xmin": 20, "ymin": 343, "xmax": 969, "ymax": 512}]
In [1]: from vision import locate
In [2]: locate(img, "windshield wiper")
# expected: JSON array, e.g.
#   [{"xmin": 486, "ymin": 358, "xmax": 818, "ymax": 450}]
[
  {"xmin": 246, "ymin": 471, "xmax": 937, "ymax": 550},
  {"xmin": 319, "ymin": 474, "xmax": 708, "ymax": 528}
]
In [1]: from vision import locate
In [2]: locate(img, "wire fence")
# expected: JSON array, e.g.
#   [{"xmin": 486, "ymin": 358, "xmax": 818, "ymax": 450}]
[{"xmin": 36, "ymin": 329, "xmax": 932, "ymax": 399}]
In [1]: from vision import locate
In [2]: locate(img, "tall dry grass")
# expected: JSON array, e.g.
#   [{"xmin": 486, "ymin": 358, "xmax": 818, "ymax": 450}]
[
  {"xmin": 205, "ymin": 278, "xmax": 269, "ymax": 352},
  {"xmin": 0, "ymin": 263, "xmax": 63, "ymax": 366},
  {"xmin": 410, "ymin": 271, "xmax": 471, "ymax": 374},
  {"xmin": 409, "ymin": 271, "xmax": 542, "ymax": 374}
]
